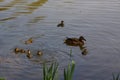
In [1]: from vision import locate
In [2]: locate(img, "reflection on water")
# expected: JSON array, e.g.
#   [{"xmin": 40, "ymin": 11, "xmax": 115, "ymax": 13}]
[
  {"xmin": 0, "ymin": 0, "xmax": 26, "ymax": 11},
  {"xmin": 0, "ymin": 7, "xmax": 8, "ymax": 11},
  {"xmin": 0, "ymin": 0, "xmax": 4, "ymax": 2},
  {"xmin": 28, "ymin": 16, "xmax": 45, "ymax": 23},
  {"xmin": 0, "ymin": 0, "xmax": 47, "ymax": 22},
  {"xmin": 15, "ymin": 0, "xmax": 48, "ymax": 14},
  {"xmin": 0, "ymin": 17, "xmax": 16, "ymax": 21},
  {"xmin": 1, "ymin": 0, "xmax": 120, "ymax": 80}
]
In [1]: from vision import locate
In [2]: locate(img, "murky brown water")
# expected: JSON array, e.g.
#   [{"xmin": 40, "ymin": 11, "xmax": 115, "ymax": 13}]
[{"xmin": 0, "ymin": 0, "xmax": 120, "ymax": 80}]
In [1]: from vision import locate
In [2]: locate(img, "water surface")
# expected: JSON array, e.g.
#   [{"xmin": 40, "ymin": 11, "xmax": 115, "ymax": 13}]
[{"xmin": 0, "ymin": 0, "xmax": 120, "ymax": 80}]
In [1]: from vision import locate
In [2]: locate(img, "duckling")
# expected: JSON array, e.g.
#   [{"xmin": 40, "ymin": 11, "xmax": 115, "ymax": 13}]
[
  {"xmin": 14, "ymin": 48, "xmax": 20, "ymax": 53},
  {"xmin": 25, "ymin": 37, "xmax": 33, "ymax": 44},
  {"xmin": 20, "ymin": 49, "xmax": 26, "ymax": 53},
  {"xmin": 64, "ymin": 36, "xmax": 86, "ymax": 46},
  {"xmin": 37, "ymin": 50, "xmax": 43, "ymax": 56},
  {"xmin": 57, "ymin": 20, "xmax": 64, "ymax": 27},
  {"xmin": 26, "ymin": 50, "xmax": 31, "ymax": 54},
  {"xmin": 82, "ymin": 49, "xmax": 88, "ymax": 55},
  {"xmin": 26, "ymin": 50, "xmax": 32, "ymax": 58}
]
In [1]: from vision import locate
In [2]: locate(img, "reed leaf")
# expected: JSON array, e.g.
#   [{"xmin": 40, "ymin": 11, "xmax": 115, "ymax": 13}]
[
  {"xmin": 43, "ymin": 62, "xmax": 58, "ymax": 80},
  {"xmin": 64, "ymin": 60, "xmax": 75, "ymax": 80},
  {"xmin": 112, "ymin": 73, "xmax": 120, "ymax": 80},
  {"xmin": 0, "ymin": 78, "xmax": 5, "ymax": 80}
]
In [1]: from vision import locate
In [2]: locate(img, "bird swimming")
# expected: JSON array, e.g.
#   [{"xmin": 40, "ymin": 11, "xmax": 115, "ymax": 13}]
[
  {"xmin": 20, "ymin": 49, "xmax": 26, "ymax": 53},
  {"xmin": 14, "ymin": 48, "xmax": 20, "ymax": 53},
  {"xmin": 37, "ymin": 50, "xmax": 43, "ymax": 56},
  {"xmin": 26, "ymin": 50, "xmax": 32, "ymax": 58},
  {"xmin": 64, "ymin": 36, "xmax": 86, "ymax": 46},
  {"xmin": 57, "ymin": 20, "xmax": 64, "ymax": 27},
  {"xmin": 25, "ymin": 37, "xmax": 33, "ymax": 44}
]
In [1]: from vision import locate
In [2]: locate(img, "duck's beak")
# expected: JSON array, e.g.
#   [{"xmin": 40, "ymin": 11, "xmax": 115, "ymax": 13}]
[
  {"xmin": 80, "ymin": 36, "xmax": 86, "ymax": 41},
  {"xmin": 83, "ymin": 38, "xmax": 86, "ymax": 41}
]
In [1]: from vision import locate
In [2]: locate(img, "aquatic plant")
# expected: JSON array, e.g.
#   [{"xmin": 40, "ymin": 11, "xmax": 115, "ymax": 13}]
[
  {"xmin": 64, "ymin": 60, "xmax": 75, "ymax": 80},
  {"xmin": 112, "ymin": 73, "xmax": 120, "ymax": 80},
  {"xmin": 69, "ymin": 49, "xmax": 72, "ymax": 58},
  {"xmin": 43, "ymin": 62, "xmax": 59, "ymax": 80},
  {"xmin": 0, "ymin": 78, "xmax": 5, "ymax": 80}
]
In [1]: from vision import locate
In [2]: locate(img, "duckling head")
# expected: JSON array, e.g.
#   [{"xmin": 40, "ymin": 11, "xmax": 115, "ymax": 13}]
[
  {"xmin": 26, "ymin": 50, "xmax": 31, "ymax": 54},
  {"xmin": 61, "ymin": 20, "xmax": 64, "ymax": 23},
  {"xmin": 26, "ymin": 53, "xmax": 32, "ymax": 59},
  {"xmin": 14, "ymin": 48, "xmax": 20, "ymax": 53},
  {"xmin": 37, "ymin": 51, "xmax": 43, "ymax": 56},
  {"xmin": 57, "ymin": 20, "xmax": 64, "ymax": 27}
]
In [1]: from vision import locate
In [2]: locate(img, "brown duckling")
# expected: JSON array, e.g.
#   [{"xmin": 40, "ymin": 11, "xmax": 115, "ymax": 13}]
[
  {"xmin": 37, "ymin": 50, "xmax": 43, "ymax": 56},
  {"xmin": 57, "ymin": 21, "xmax": 64, "ymax": 27},
  {"xmin": 82, "ymin": 49, "xmax": 88, "ymax": 55},
  {"xmin": 26, "ymin": 50, "xmax": 32, "ymax": 58},
  {"xmin": 14, "ymin": 48, "xmax": 20, "ymax": 53},
  {"xmin": 25, "ymin": 37, "xmax": 33, "ymax": 44},
  {"xmin": 64, "ymin": 36, "xmax": 86, "ymax": 46},
  {"xmin": 20, "ymin": 49, "xmax": 26, "ymax": 53}
]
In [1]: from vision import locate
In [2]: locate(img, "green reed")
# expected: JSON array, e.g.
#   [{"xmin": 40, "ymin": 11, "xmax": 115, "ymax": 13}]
[
  {"xmin": 69, "ymin": 49, "xmax": 72, "ymax": 58},
  {"xmin": 112, "ymin": 73, "xmax": 120, "ymax": 80},
  {"xmin": 64, "ymin": 60, "xmax": 75, "ymax": 80},
  {"xmin": 43, "ymin": 62, "xmax": 59, "ymax": 80},
  {"xmin": 0, "ymin": 78, "xmax": 5, "ymax": 80}
]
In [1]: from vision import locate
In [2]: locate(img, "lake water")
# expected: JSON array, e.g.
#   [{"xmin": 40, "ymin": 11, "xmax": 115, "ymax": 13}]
[{"xmin": 0, "ymin": 0, "xmax": 120, "ymax": 80}]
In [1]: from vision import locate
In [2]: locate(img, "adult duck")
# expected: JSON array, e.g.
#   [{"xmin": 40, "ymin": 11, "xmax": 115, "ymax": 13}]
[{"xmin": 64, "ymin": 36, "xmax": 86, "ymax": 46}]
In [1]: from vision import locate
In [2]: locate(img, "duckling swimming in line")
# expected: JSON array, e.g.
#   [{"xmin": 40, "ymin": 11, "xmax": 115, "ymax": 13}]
[
  {"xmin": 64, "ymin": 36, "xmax": 86, "ymax": 46},
  {"xmin": 20, "ymin": 49, "xmax": 26, "ymax": 53},
  {"xmin": 57, "ymin": 21, "xmax": 64, "ymax": 27},
  {"xmin": 37, "ymin": 50, "xmax": 43, "ymax": 56},
  {"xmin": 25, "ymin": 37, "xmax": 33, "ymax": 44},
  {"xmin": 26, "ymin": 50, "xmax": 32, "ymax": 58},
  {"xmin": 82, "ymin": 49, "xmax": 88, "ymax": 55},
  {"xmin": 14, "ymin": 48, "xmax": 20, "ymax": 53}
]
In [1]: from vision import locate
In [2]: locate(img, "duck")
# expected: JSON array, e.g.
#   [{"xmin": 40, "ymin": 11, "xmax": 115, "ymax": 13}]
[
  {"xmin": 26, "ymin": 50, "xmax": 32, "ymax": 58},
  {"xmin": 64, "ymin": 36, "xmax": 86, "ymax": 46},
  {"xmin": 57, "ymin": 20, "xmax": 64, "ymax": 27},
  {"xmin": 14, "ymin": 48, "xmax": 20, "ymax": 53},
  {"xmin": 25, "ymin": 37, "xmax": 33, "ymax": 44},
  {"xmin": 20, "ymin": 49, "xmax": 26, "ymax": 53},
  {"xmin": 37, "ymin": 50, "xmax": 43, "ymax": 56},
  {"xmin": 81, "ymin": 48, "xmax": 88, "ymax": 55}
]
